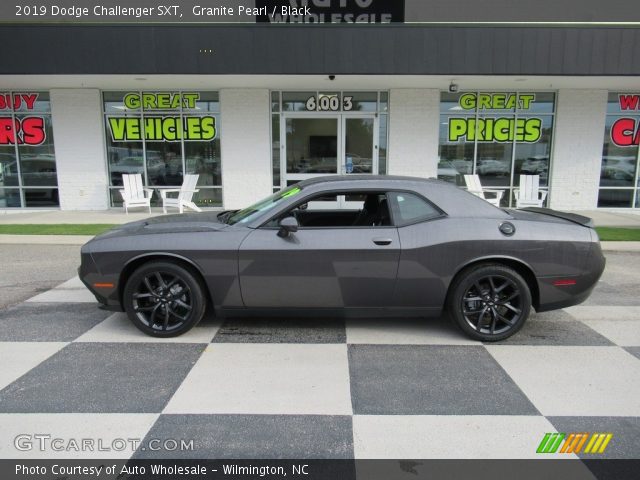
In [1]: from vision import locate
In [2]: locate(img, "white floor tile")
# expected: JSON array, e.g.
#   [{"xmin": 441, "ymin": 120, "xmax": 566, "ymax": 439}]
[
  {"xmin": 581, "ymin": 320, "xmax": 640, "ymax": 346},
  {"xmin": 0, "ymin": 413, "xmax": 158, "ymax": 459},
  {"xmin": 564, "ymin": 306, "xmax": 640, "ymax": 321},
  {"xmin": 353, "ymin": 415, "xmax": 565, "ymax": 459},
  {"xmin": 346, "ymin": 318, "xmax": 478, "ymax": 345},
  {"xmin": 26, "ymin": 288, "xmax": 96, "ymax": 303},
  {"xmin": 0, "ymin": 342, "xmax": 67, "ymax": 390},
  {"xmin": 486, "ymin": 346, "xmax": 640, "ymax": 416},
  {"xmin": 74, "ymin": 313, "xmax": 221, "ymax": 343},
  {"xmin": 54, "ymin": 276, "xmax": 85, "ymax": 290},
  {"xmin": 164, "ymin": 343, "xmax": 352, "ymax": 415}
]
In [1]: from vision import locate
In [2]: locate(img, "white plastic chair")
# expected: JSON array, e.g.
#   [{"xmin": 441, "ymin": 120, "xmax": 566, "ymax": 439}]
[
  {"xmin": 160, "ymin": 174, "xmax": 202, "ymax": 214},
  {"xmin": 463, "ymin": 174, "xmax": 505, "ymax": 207},
  {"xmin": 119, "ymin": 174, "xmax": 153, "ymax": 214},
  {"xmin": 514, "ymin": 175, "xmax": 548, "ymax": 208}
]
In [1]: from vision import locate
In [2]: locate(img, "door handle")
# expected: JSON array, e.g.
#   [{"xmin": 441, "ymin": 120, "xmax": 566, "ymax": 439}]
[{"xmin": 373, "ymin": 238, "xmax": 393, "ymax": 246}]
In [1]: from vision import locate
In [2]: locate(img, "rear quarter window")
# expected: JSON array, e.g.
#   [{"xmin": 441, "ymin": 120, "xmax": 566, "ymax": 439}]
[{"xmin": 389, "ymin": 192, "xmax": 442, "ymax": 225}]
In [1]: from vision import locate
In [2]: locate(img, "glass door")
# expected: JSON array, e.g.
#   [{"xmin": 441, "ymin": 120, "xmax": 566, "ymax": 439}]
[
  {"xmin": 283, "ymin": 115, "xmax": 340, "ymax": 186},
  {"xmin": 343, "ymin": 116, "xmax": 377, "ymax": 175},
  {"xmin": 281, "ymin": 113, "xmax": 377, "ymax": 209}
]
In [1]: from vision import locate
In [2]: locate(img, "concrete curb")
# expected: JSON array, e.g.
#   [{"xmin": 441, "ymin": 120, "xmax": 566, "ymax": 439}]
[
  {"xmin": 0, "ymin": 234, "xmax": 93, "ymax": 245},
  {"xmin": 600, "ymin": 241, "xmax": 640, "ymax": 252}
]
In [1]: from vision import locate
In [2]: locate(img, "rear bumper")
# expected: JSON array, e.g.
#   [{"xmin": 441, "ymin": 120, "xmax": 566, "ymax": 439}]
[{"xmin": 536, "ymin": 241, "xmax": 606, "ymax": 312}]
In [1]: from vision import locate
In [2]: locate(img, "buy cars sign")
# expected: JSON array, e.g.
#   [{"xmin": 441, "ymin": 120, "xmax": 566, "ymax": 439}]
[{"xmin": 0, "ymin": 93, "xmax": 46, "ymax": 146}]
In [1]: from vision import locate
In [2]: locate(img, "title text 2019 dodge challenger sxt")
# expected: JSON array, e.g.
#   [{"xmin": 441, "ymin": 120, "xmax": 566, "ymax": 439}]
[{"xmin": 79, "ymin": 176, "xmax": 605, "ymax": 341}]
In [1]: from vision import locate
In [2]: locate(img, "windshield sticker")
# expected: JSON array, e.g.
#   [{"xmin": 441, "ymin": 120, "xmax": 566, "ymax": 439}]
[{"xmin": 281, "ymin": 187, "xmax": 301, "ymax": 198}]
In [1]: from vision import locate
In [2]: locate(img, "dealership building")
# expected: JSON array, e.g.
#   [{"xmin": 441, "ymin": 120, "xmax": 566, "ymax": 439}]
[{"xmin": 1, "ymin": 3, "xmax": 639, "ymax": 211}]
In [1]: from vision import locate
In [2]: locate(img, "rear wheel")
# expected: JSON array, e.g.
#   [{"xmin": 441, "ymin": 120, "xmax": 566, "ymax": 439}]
[
  {"xmin": 123, "ymin": 260, "xmax": 206, "ymax": 337},
  {"xmin": 447, "ymin": 264, "xmax": 531, "ymax": 341}
]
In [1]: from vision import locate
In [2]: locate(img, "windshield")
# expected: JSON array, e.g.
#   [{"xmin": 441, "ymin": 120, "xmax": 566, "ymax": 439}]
[{"xmin": 226, "ymin": 185, "xmax": 302, "ymax": 225}]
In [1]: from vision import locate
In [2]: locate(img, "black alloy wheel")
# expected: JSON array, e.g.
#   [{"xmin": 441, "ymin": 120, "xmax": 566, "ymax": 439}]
[
  {"xmin": 448, "ymin": 264, "xmax": 531, "ymax": 341},
  {"xmin": 123, "ymin": 260, "xmax": 206, "ymax": 337}
]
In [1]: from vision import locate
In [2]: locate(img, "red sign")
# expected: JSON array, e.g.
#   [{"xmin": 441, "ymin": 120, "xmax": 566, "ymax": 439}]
[
  {"xmin": 0, "ymin": 93, "xmax": 46, "ymax": 146},
  {"xmin": 610, "ymin": 95, "xmax": 640, "ymax": 147}
]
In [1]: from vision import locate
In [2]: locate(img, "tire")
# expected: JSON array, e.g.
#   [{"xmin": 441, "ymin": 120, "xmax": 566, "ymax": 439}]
[
  {"xmin": 123, "ymin": 260, "xmax": 207, "ymax": 337},
  {"xmin": 447, "ymin": 264, "xmax": 531, "ymax": 342}
]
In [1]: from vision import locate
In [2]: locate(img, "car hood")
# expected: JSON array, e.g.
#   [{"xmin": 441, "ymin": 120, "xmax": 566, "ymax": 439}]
[{"xmin": 91, "ymin": 212, "xmax": 229, "ymax": 241}]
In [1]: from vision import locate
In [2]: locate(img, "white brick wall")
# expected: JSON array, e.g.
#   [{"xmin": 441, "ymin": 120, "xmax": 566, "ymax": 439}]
[
  {"xmin": 50, "ymin": 89, "xmax": 109, "ymax": 210},
  {"xmin": 387, "ymin": 89, "xmax": 440, "ymax": 178},
  {"xmin": 220, "ymin": 89, "xmax": 272, "ymax": 209},
  {"xmin": 549, "ymin": 89, "xmax": 608, "ymax": 210}
]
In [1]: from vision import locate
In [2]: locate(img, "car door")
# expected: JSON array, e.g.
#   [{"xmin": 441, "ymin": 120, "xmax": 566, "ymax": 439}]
[{"xmin": 238, "ymin": 194, "xmax": 400, "ymax": 309}]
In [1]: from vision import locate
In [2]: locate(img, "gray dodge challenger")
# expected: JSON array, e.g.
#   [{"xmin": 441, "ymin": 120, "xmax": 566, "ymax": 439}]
[{"xmin": 79, "ymin": 175, "xmax": 605, "ymax": 341}]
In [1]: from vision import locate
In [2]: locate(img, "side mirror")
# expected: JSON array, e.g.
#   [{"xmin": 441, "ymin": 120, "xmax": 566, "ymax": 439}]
[{"xmin": 277, "ymin": 216, "xmax": 299, "ymax": 238}]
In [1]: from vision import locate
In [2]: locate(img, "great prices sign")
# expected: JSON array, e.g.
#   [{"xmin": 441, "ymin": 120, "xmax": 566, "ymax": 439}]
[
  {"xmin": 0, "ymin": 93, "xmax": 46, "ymax": 146},
  {"xmin": 107, "ymin": 92, "xmax": 216, "ymax": 142},
  {"xmin": 610, "ymin": 94, "xmax": 640, "ymax": 147},
  {"xmin": 447, "ymin": 93, "xmax": 543, "ymax": 143}
]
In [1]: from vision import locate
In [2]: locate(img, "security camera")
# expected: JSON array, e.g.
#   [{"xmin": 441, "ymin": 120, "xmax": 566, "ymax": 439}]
[
  {"xmin": 449, "ymin": 82, "xmax": 459, "ymax": 93},
  {"xmin": 328, "ymin": 75, "xmax": 336, "ymax": 81}
]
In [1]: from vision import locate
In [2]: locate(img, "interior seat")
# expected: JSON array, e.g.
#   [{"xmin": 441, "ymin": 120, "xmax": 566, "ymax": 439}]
[
  {"xmin": 353, "ymin": 195, "xmax": 390, "ymax": 226},
  {"xmin": 376, "ymin": 199, "xmax": 391, "ymax": 226}
]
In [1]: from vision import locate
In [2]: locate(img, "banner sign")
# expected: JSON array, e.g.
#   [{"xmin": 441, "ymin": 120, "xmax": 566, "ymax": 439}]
[
  {"xmin": 107, "ymin": 92, "xmax": 216, "ymax": 142},
  {"xmin": 447, "ymin": 93, "xmax": 543, "ymax": 143},
  {"xmin": 2, "ymin": 0, "xmax": 638, "ymax": 23},
  {"xmin": 610, "ymin": 94, "xmax": 640, "ymax": 147},
  {"xmin": 0, "ymin": 93, "xmax": 46, "ymax": 146},
  {"xmin": 255, "ymin": 0, "xmax": 404, "ymax": 23}
]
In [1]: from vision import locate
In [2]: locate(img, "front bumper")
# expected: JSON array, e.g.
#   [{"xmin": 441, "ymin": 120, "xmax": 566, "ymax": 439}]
[{"xmin": 78, "ymin": 255, "xmax": 124, "ymax": 312}]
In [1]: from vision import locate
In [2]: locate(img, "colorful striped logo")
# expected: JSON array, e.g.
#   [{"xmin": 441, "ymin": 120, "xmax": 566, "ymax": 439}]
[{"xmin": 537, "ymin": 432, "xmax": 613, "ymax": 454}]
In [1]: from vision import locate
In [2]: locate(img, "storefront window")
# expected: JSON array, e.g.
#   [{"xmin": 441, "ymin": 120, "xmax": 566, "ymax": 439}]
[
  {"xmin": 438, "ymin": 91, "xmax": 555, "ymax": 207},
  {"xmin": 598, "ymin": 93, "xmax": 640, "ymax": 208},
  {"xmin": 0, "ymin": 92, "xmax": 58, "ymax": 208},
  {"xmin": 103, "ymin": 91, "xmax": 221, "ymax": 208}
]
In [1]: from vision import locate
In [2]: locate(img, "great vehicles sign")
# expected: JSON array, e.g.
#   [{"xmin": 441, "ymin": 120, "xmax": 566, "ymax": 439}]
[
  {"xmin": 107, "ymin": 92, "xmax": 216, "ymax": 142},
  {"xmin": 447, "ymin": 93, "xmax": 543, "ymax": 143}
]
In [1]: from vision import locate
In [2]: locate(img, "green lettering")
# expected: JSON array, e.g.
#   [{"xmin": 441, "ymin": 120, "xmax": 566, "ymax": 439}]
[
  {"xmin": 123, "ymin": 93, "xmax": 141, "ymax": 110},
  {"xmin": 182, "ymin": 93, "xmax": 200, "ymax": 109},
  {"xmin": 467, "ymin": 118, "xmax": 476, "ymax": 141},
  {"xmin": 493, "ymin": 94, "xmax": 506, "ymax": 109},
  {"xmin": 125, "ymin": 119, "xmax": 141, "ymax": 140},
  {"xmin": 476, "ymin": 118, "xmax": 490, "ymax": 140},
  {"xmin": 493, "ymin": 118, "xmax": 511, "ymax": 142},
  {"xmin": 142, "ymin": 94, "xmax": 157, "ymax": 109},
  {"xmin": 477, "ymin": 94, "xmax": 492, "ymax": 110},
  {"xmin": 524, "ymin": 118, "xmax": 542, "ymax": 142},
  {"xmin": 162, "ymin": 117, "xmax": 178, "ymax": 140},
  {"xmin": 200, "ymin": 116, "xmax": 216, "ymax": 140},
  {"xmin": 156, "ymin": 94, "xmax": 171, "ymax": 109},
  {"xmin": 185, "ymin": 117, "xmax": 201, "ymax": 139},
  {"xmin": 448, "ymin": 118, "xmax": 469, "ymax": 141},
  {"xmin": 108, "ymin": 117, "xmax": 127, "ymax": 141},
  {"xmin": 519, "ymin": 94, "xmax": 535, "ymax": 110},
  {"xmin": 459, "ymin": 94, "xmax": 476, "ymax": 110}
]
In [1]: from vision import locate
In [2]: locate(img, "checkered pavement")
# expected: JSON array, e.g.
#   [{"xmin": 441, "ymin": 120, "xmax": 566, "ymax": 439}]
[{"xmin": 0, "ymin": 273, "xmax": 639, "ymax": 462}]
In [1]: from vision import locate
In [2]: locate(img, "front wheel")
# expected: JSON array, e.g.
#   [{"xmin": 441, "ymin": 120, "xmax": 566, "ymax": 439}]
[
  {"xmin": 123, "ymin": 260, "xmax": 206, "ymax": 337},
  {"xmin": 447, "ymin": 264, "xmax": 531, "ymax": 341}
]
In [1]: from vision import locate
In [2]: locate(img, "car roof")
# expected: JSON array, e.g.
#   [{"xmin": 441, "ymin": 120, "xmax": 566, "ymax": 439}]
[
  {"xmin": 288, "ymin": 175, "xmax": 510, "ymax": 220},
  {"xmin": 297, "ymin": 174, "xmax": 439, "ymax": 187}
]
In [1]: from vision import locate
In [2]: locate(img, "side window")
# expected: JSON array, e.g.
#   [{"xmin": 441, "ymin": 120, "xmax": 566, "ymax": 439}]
[
  {"xmin": 389, "ymin": 192, "xmax": 441, "ymax": 225},
  {"xmin": 266, "ymin": 191, "xmax": 392, "ymax": 228}
]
